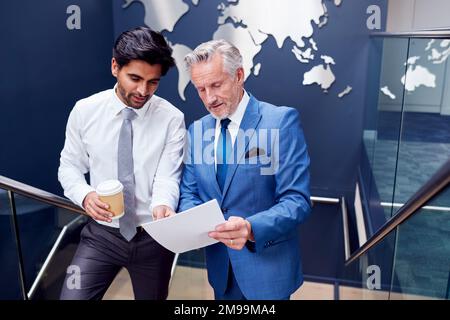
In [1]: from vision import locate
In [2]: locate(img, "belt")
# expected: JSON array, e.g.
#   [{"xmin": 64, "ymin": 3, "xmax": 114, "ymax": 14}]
[{"xmin": 93, "ymin": 221, "xmax": 145, "ymax": 233}]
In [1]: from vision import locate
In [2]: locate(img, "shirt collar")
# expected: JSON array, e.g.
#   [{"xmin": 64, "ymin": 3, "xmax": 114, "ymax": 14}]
[
  {"xmin": 216, "ymin": 90, "xmax": 249, "ymax": 128},
  {"xmin": 111, "ymin": 83, "xmax": 152, "ymax": 118}
]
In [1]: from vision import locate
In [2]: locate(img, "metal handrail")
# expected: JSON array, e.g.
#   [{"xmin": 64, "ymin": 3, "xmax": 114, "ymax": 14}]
[
  {"xmin": 381, "ymin": 202, "xmax": 450, "ymax": 212},
  {"xmin": 371, "ymin": 30, "xmax": 450, "ymax": 38},
  {"xmin": 0, "ymin": 175, "xmax": 85, "ymax": 215},
  {"xmin": 345, "ymin": 159, "xmax": 450, "ymax": 266},
  {"xmin": 311, "ymin": 196, "xmax": 340, "ymax": 204}
]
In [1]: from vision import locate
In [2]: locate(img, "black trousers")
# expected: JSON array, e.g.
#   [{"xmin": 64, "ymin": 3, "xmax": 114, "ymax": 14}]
[{"xmin": 60, "ymin": 220, "xmax": 175, "ymax": 300}]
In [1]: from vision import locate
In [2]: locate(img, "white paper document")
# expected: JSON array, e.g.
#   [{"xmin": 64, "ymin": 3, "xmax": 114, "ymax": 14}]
[{"xmin": 142, "ymin": 199, "xmax": 225, "ymax": 253}]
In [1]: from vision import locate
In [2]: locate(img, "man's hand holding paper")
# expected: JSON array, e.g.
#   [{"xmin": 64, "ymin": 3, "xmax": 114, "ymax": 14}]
[{"xmin": 208, "ymin": 216, "xmax": 254, "ymax": 250}]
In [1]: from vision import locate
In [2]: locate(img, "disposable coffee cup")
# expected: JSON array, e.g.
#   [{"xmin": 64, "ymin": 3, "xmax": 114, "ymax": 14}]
[{"xmin": 96, "ymin": 180, "xmax": 124, "ymax": 220}]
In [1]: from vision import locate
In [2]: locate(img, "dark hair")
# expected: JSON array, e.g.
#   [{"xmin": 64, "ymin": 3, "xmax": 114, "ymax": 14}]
[{"xmin": 113, "ymin": 27, "xmax": 175, "ymax": 76}]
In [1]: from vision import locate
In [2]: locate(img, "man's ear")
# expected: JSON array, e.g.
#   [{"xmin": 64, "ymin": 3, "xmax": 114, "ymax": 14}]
[
  {"xmin": 111, "ymin": 58, "xmax": 119, "ymax": 77},
  {"xmin": 236, "ymin": 67, "xmax": 245, "ymax": 85}
]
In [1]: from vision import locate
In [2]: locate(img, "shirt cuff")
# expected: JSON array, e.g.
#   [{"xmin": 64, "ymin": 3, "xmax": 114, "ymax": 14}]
[
  {"xmin": 72, "ymin": 184, "xmax": 96, "ymax": 208},
  {"xmin": 150, "ymin": 200, "xmax": 176, "ymax": 212}
]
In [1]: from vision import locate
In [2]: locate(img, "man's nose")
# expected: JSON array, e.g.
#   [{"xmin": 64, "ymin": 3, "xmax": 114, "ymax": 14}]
[
  {"xmin": 137, "ymin": 83, "xmax": 148, "ymax": 96},
  {"xmin": 205, "ymin": 89, "xmax": 217, "ymax": 105}
]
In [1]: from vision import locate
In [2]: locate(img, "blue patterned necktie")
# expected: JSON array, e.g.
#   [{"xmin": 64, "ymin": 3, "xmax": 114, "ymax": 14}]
[
  {"xmin": 118, "ymin": 108, "xmax": 137, "ymax": 241},
  {"xmin": 216, "ymin": 118, "xmax": 231, "ymax": 191}
]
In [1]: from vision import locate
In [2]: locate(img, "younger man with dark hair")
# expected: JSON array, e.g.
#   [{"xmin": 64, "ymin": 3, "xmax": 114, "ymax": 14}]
[{"xmin": 58, "ymin": 27, "xmax": 185, "ymax": 300}]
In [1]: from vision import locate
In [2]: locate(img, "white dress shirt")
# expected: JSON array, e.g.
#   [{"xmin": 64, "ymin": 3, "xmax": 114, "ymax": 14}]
[
  {"xmin": 214, "ymin": 90, "xmax": 250, "ymax": 168},
  {"xmin": 58, "ymin": 86, "xmax": 185, "ymax": 227}
]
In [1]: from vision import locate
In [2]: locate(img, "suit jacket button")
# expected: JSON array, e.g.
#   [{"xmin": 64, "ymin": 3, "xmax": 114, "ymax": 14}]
[{"xmin": 221, "ymin": 208, "xmax": 228, "ymax": 214}]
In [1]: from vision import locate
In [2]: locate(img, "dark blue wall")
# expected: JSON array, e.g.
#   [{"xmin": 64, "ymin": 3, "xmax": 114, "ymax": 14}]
[{"xmin": 0, "ymin": 0, "xmax": 115, "ymax": 194}]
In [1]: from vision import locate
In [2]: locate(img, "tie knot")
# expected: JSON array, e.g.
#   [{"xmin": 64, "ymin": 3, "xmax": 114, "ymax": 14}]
[
  {"xmin": 121, "ymin": 108, "xmax": 137, "ymax": 121},
  {"xmin": 220, "ymin": 118, "xmax": 231, "ymax": 129}
]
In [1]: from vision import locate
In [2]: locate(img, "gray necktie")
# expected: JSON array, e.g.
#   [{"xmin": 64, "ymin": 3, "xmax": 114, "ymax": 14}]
[{"xmin": 118, "ymin": 108, "xmax": 138, "ymax": 241}]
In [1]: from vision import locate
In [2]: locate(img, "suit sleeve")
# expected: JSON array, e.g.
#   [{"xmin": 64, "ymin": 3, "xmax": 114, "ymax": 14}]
[
  {"xmin": 246, "ymin": 108, "xmax": 311, "ymax": 253},
  {"xmin": 178, "ymin": 123, "xmax": 203, "ymax": 212}
]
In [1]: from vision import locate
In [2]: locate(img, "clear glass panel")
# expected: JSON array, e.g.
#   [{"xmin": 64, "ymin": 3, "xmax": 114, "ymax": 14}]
[
  {"xmin": 12, "ymin": 193, "xmax": 86, "ymax": 299},
  {"xmin": 340, "ymin": 232, "xmax": 396, "ymax": 300},
  {"xmin": 392, "ymin": 37, "xmax": 450, "ymax": 214},
  {"xmin": 0, "ymin": 189, "xmax": 23, "ymax": 299},
  {"xmin": 390, "ymin": 186, "xmax": 450, "ymax": 299},
  {"xmin": 31, "ymin": 212, "xmax": 87, "ymax": 300},
  {"xmin": 363, "ymin": 37, "xmax": 410, "ymax": 222}
]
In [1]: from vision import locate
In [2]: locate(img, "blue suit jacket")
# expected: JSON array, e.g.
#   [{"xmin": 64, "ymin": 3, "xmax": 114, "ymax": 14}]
[{"xmin": 178, "ymin": 94, "xmax": 311, "ymax": 299}]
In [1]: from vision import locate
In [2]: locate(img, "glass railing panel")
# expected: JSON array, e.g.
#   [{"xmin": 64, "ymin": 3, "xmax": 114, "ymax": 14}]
[
  {"xmin": 340, "ymin": 231, "xmax": 396, "ymax": 300},
  {"xmin": 12, "ymin": 193, "xmax": 85, "ymax": 299},
  {"xmin": 0, "ymin": 189, "xmax": 23, "ymax": 299},
  {"xmin": 390, "ymin": 186, "xmax": 450, "ymax": 300},
  {"xmin": 362, "ymin": 37, "xmax": 410, "ymax": 221},
  {"xmin": 392, "ymin": 37, "xmax": 450, "ymax": 215},
  {"xmin": 31, "ymin": 213, "xmax": 87, "ymax": 300}
]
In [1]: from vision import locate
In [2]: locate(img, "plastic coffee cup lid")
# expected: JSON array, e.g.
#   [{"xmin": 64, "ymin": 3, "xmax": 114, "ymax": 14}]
[{"xmin": 96, "ymin": 180, "xmax": 123, "ymax": 196}]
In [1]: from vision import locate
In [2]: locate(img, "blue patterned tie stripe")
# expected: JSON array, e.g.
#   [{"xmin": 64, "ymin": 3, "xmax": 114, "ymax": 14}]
[{"xmin": 216, "ymin": 118, "xmax": 231, "ymax": 192}]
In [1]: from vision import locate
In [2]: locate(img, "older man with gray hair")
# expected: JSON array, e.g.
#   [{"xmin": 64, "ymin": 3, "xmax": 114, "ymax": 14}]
[{"xmin": 179, "ymin": 39, "xmax": 311, "ymax": 300}]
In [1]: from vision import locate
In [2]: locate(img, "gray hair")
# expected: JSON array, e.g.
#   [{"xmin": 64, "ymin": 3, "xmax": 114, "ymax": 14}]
[{"xmin": 184, "ymin": 39, "xmax": 243, "ymax": 77}]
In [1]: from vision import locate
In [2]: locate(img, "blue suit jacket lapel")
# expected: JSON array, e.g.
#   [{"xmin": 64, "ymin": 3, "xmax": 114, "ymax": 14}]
[
  {"xmin": 222, "ymin": 95, "xmax": 262, "ymax": 198},
  {"xmin": 202, "ymin": 115, "xmax": 222, "ymax": 199}
]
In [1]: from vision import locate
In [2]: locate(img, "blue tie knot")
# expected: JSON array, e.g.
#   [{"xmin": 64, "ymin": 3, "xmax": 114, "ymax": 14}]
[{"xmin": 220, "ymin": 118, "xmax": 231, "ymax": 130}]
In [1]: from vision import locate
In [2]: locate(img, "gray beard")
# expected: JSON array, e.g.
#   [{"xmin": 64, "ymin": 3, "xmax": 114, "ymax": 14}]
[{"xmin": 210, "ymin": 111, "xmax": 230, "ymax": 120}]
